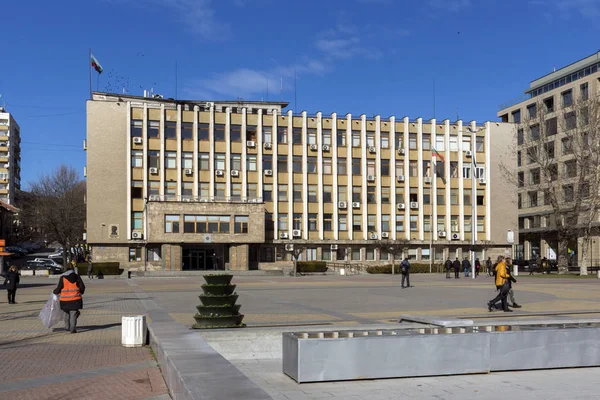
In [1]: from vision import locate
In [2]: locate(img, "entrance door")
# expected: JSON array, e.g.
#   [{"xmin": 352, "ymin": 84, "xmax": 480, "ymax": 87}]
[{"xmin": 183, "ymin": 249, "xmax": 207, "ymax": 270}]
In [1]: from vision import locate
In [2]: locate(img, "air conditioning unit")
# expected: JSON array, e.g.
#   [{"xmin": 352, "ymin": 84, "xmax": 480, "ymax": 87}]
[
  {"xmin": 466, "ymin": 150, "xmax": 473, "ymax": 157},
  {"xmin": 280, "ymin": 232, "xmax": 289, "ymax": 239},
  {"xmin": 424, "ymin": 177, "xmax": 431, "ymax": 184},
  {"xmin": 397, "ymin": 203, "xmax": 405, "ymax": 210},
  {"xmin": 215, "ymin": 169, "xmax": 224, "ymax": 177},
  {"xmin": 338, "ymin": 201, "xmax": 347, "ymax": 209},
  {"xmin": 398, "ymin": 148, "xmax": 405, "ymax": 155},
  {"xmin": 184, "ymin": 168, "xmax": 193, "ymax": 175},
  {"xmin": 397, "ymin": 175, "xmax": 405, "ymax": 183},
  {"xmin": 264, "ymin": 142, "xmax": 272, "ymax": 150},
  {"xmin": 352, "ymin": 201, "xmax": 360, "ymax": 209},
  {"xmin": 367, "ymin": 175, "xmax": 375, "ymax": 182},
  {"xmin": 381, "ymin": 232, "xmax": 389, "ymax": 239},
  {"xmin": 322, "ymin": 144, "xmax": 330, "ymax": 152},
  {"xmin": 292, "ymin": 229, "xmax": 302, "ymax": 237},
  {"xmin": 131, "ymin": 231, "xmax": 143, "ymax": 240},
  {"xmin": 133, "ymin": 137, "xmax": 143, "ymax": 144},
  {"xmin": 451, "ymin": 233, "xmax": 460, "ymax": 240},
  {"xmin": 182, "ymin": 198, "xmax": 192, "ymax": 202},
  {"xmin": 368, "ymin": 146, "xmax": 376, "ymax": 154},
  {"xmin": 149, "ymin": 167, "xmax": 158, "ymax": 175},
  {"xmin": 410, "ymin": 202, "xmax": 419, "ymax": 209},
  {"xmin": 439, "ymin": 231, "xmax": 447, "ymax": 238},
  {"xmin": 479, "ymin": 178, "xmax": 487, "ymax": 185},
  {"xmin": 264, "ymin": 169, "xmax": 273, "ymax": 176},
  {"xmin": 284, "ymin": 243, "xmax": 294, "ymax": 251},
  {"xmin": 231, "ymin": 170, "xmax": 240, "ymax": 177},
  {"xmin": 310, "ymin": 144, "xmax": 318, "ymax": 151},
  {"xmin": 369, "ymin": 233, "xmax": 378, "ymax": 240},
  {"xmin": 246, "ymin": 140, "xmax": 256, "ymax": 148},
  {"xmin": 331, "ymin": 244, "xmax": 338, "ymax": 250}
]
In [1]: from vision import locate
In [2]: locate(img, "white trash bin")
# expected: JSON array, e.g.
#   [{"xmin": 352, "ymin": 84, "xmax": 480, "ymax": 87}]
[
  {"xmin": 122, "ymin": 315, "xmax": 147, "ymax": 348},
  {"xmin": 513, "ymin": 264, "xmax": 518, "ymax": 277},
  {"xmin": 597, "ymin": 270, "xmax": 600, "ymax": 279}
]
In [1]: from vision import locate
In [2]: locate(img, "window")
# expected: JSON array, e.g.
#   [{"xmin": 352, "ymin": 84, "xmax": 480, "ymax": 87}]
[
  {"xmin": 352, "ymin": 186, "xmax": 361, "ymax": 202},
  {"xmin": 229, "ymin": 125, "xmax": 241, "ymax": 142},
  {"xmin": 464, "ymin": 189, "xmax": 472, "ymax": 206},
  {"xmin": 148, "ymin": 181, "xmax": 159, "ymax": 197},
  {"xmin": 165, "ymin": 215, "xmax": 180, "ymax": 233},
  {"xmin": 292, "ymin": 156, "xmax": 302, "ymax": 173},
  {"xmin": 381, "ymin": 187, "xmax": 390, "ymax": 203},
  {"xmin": 263, "ymin": 126, "xmax": 272, "ymax": 143},
  {"xmin": 518, "ymin": 172, "xmax": 524, "ymax": 187},
  {"xmin": 408, "ymin": 249, "xmax": 417, "ymax": 261},
  {"xmin": 165, "ymin": 152, "xmax": 176, "ymax": 169},
  {"xmin": 263, "ymin": 184, "xmax": 272, "ymax": 202},
  {"xmin": 278, "ymin": 184, "xmax": 288, "ymax": 201},
  {"xmin": 395, "ymin": 161, "xmax": 404, "ymax": 177},
  {"xmin": 148, "ymin": 151, "xmax": 160, "ymax": 169},
  {"xmin": 235, "ymin": 216, "xmax": 249, "ymax": 233},
  {"xmin": 131, "ymin": 120, "xmax": 143, "ymax": 137},
  {"xmin": 367, "ymin": 159, "xmax": 375, "ymax": 176},
  {"xmin": 366, "ymin": 247, "xmax": 375, "ymax": 261},
  {"xmin": 322, "ymin": 129, "xmax": 331, "ymax": 145},
  {"xmin": 292, "ymin": 127, "xmax": 302, "ymax": 144},
  {"xmin": 277, "ymin": 126, "xmax": 288, "ymax": 143},
  {"xmin": 422, "ymin": 134, "xmax": 431, "ymax": 150},
  {"xmin": 474, "ymin": 166, "xmax": 485, "ymax": 179},
  {"xmin": 562, "ymin": 89, "xmax": 573, "ymax": 107},
  {"xmin": 339, "ymin": 214, "xmax": 347, "ymax": 231},
  {"xmin": 337, "ymin": 128, "xmax": 346, "ymax": 146},
  {"xmin": 517, "ymin": 151, "xmax": 522, "ymax": 167},
  {"xmin": 462, "ymin": 136, "xmax": 471, "ymax": 152},
  {"xmin": 477, "ymin": 216, "xmax": 485, "ymax": 232},
  {"xmin": 231, "ymin": 154, "xmax": 241, "ymax": 171},
  {"xmin": 395, "ymin": 132, "xmax": 403, "ymax": 148},
  {"xmin": 381, "ymin": 215, "xmax": 390, "ymax": 232},
  {"xmin": 198, "ymin": 123, "xmax": 209, "ymax": 141},
  {"xmin": 323, "ymin": 158, "xmax": 332, "ymax": 174},
  {"xmin": 337, "ymin": 157, "xmax": 347, "ymax": 174},
  {"xmin": 147, "ymin": 120, "xmax": 160, "ymax": 138},
  {"xmin": 307, "ymin": 128, "xmax": 317, "ymax": 145},
  {"xmin": 565, "ymin": 112, "xmax": 576, "ymax": 130},
  {"xmin": 215, "ymin": 153, "xmax": 226, "ymax": 170},
  {"xmin": 352, "ymin": 130, "xmax": 361, "ymax": 147},
  {"xmin": 546, "ymin": 117, "xmax": 558, "ymax": 135},
  {"xmin": 199, "ymin": 182, "xmax": 209, "ymax": 199},
  {"xmin": 423, "ymin": 216, "xmax": 431, "ymax": 232},
  {"xmin": 565, "ymin": 160, "xmax": 577, "ymax": 178},
  {"xmin": 518, "ymin": 193, "xmax": 522, "ymax": 209},
  {"xmin": 182, "ymin": 152, "xmax": 193, "ymax": 169},
  {"xmin": 463, "ymin": 164, "xmax": 471, "ymax": 179},
  {"xmin": 450, "ymin": 162, "xmax": 458, "ymax": 178},
  {"xmin": 129, "ymin": 247, "xmax": 142, "ymax": 262},
  {"xmin": 322, "ymin": 247, "xmax": 332, "ymax": 261},
  {"xmin": 307, "ymin": 156, "xmax": 317, "ymax": 173},
  {"xmin": 517, "ymin": 129, "xmax": 524, "ymax": 145},
  {"xmin": 352, "ymin": 248, "xmax": 361, "ymax": 261},
  {"xmin": 247, "ymin": 125, "xmax": 257, "ymax": 142},
  {"xmin": 292, "ymin": 184, "xmax": 302, "ymax": 202},
  {"xmin": 182, "ymin": 182, "xmax": 193, "ymax": 197},
  {"xmin": 564, "ymin": 185, "xmax": 574, "ymax": 202},
  {"xmin": 182, "ymin": 122, "xmax": 193, "ymax": 140},
  {"xmin": 396, "ymin": 215, "xmax": 404, "ymax": 232},
  {"xmin": 214, "ymin": 182, "xmax": 225, "ymax": 200},
  {"xmin": 544, "ymin": 96, "xmax": 554, "ymax": 112},
  {"xmin": 147, "ymin": 246, "xmax": 161, "ymax": 262},
  {"xmin": 206, "ymin": 216, "xmax": 230, "ymax": 233},
  {"xmin": 353, "ymin": 215, "xmax": 362, "ymax": 231},
  {"xmin": 395, "ymin": 187, "xmax": 404, "ymax": 204},
  {"xmin": 366, "ymin": 131, "xmax": 375, "ymax": 147},
  {"xmin": 323, "ymin": 185, "xmax": 332, "ymax": 202},
  {"xmin": 562, "ymin": 138, "xmax": 572, "ymax": 155},
  {"xmin": 165, "ymin": 121, "xmax": 176, "ymax": 139},
  {"xmin": 247, "ymin": 183, "xmax": 257, "ymax": 199},
  {"xmin": 527, "ymin": 147, "xmax": 537, "ymax": 164},
  {"xmin": 409, "ymin": 133, "xmax": 417, "ymax": 149},
  {"xmin": 423, "ymin": 188, "xmax": 430, "ymax": 205},
  {"xmin": 421, "ymin": 249, "xmax": 430, "ymax": 261},
  {"xmin": 423, "ymin": 161, "xmax": 431, "ymax": 178},
  {"xmin": 477, "ymin": 189, "xmax": 485, "ymax": 206},
  {"xmin": 231, "ymin": 183, "xmax": 241, "ymax": 201},
  {"xmin": 265, "ymin": 212, "xmax": 274, "ymax": 233},
  {"xmin": 323, "ymin": 213, "xmax": 333, "ymax": 231},
  {"xmin": 262, "ymin": 155, "xmax": 272, "ymax": 170},
  {"xmin": 247, "ymin": 155, "xmax": 257, "ymax": 171},
  {"xmin": 449, "ymin": 136, "xmax": 458, "ymax": 151},
  {"xmin": 132, "ymin": 151, "xmax": 143, "ymax": 168},
  {"xmin": 293, "ymin": 213, "xmax": 302, "ymax": 230},
  {"xmin": 437, "ymin": 216, "xmax": 445, "ymax": 232},
  {"xmin": 410, "ymin": 188, "xmax": 418, "ymax": 203},
  {"xmin": 381, "ymin": 131, "xmax": 389, "ymax": 148},
  {"xmin": 435, "ymin": 136, "xmax": 445, "ymax": 152},
  {"xmin": 581, "ymin": 82, "xmax": 589, "ymax": 100},
  {"xmin": 381, "ymin": 159, "xmax": 390, "ymax": 176},
  {"xmin": 475, "ymin": 137, "xmax": 484, "ymax": 152},
  {"xmin": 308, "ymin": 185, "xmax": 318, "ymax": 202},
  {"xmin": 199, "ymin": 153, "xmax": 209, "ymax": 170},
  {"xmin": 338, "ymin": 186, "xmax": 347, "ymax": 202},
  {"xmin": 277, "ymin": 155, "xmax": 287, "ymax": 172},
  {"xmin": 367, "ymin": 215, "xmax": 376, "ymax": 232},
  {"xmin": 511, "ymin": 110, "xmax": 521, "ymax": 123},
  {"xmin": 278, "ymin": 214, "xmax": 288, "ymax": 230},
  {"xmin": 352, "ymin": 158, "xmax": 361, "ymax": 175},
  {"xmin": 409, "ymin": 161, "xmax": 418, "ymax": 177},
  {"xmin": 437, "ymin": 188, "xmax": 445, "ymax": 205},
  {"xmin": 410, "ymin": 215, "xmax": 418, "ymax": 231},
  {"xmin": 451, "ymin": 216, "xmax": 459, "ymax": 232},
  {"xmin": 367, "ymin": 186, "xmax": 376, "ymax": 204},
  {"xmin": 215, "ymin": 124, "xmax": 225, "ymax": 141},
  {"xmin": 545, "ymin": 142, "xmax": 555, "ymax": 159},
  {"xmin": 529, "ymin": 191, "xmax": 538, "ymax": 207},
  {"xmin": 527, "ymin": 103, "xmax": 537, "ymax": 119},
  {"xmin": 132, "ymin": 211, "xmax": 143, "ymax": 229},
  {"xmin": 308, "ymin": 213, "xmax": 318, "ymax": 231},
  {"xmin": 464, "ymin": 216, "xmax": 472, "ymax": 232},
  {"xmin": 165, "ymin": 182, "xmax": 176, "ymax": 200},
  {"xmin": 450, "ymin": 189, "xmax": 459, "ymax": 205},
  {"xmin": 531, "ymin": 124, "xmax": 541, "ymax": 140}
]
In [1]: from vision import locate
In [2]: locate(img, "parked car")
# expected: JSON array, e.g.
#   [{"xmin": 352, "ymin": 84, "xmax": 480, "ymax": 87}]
[
  {"xmin": 48, "ymin": 249, "xmax": 63, "ymax": 260},
  {"xmin": 24, "ymin": 260, "xmax": 62, "ymax": 274},
  {"xmin": 34, "ymin": 258, "xmax": 63, "ymax": 273}
]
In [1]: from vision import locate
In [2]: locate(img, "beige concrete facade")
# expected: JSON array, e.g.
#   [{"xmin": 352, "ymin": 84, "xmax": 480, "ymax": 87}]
[
  {"xmin": 86, "ymin": 92, "xmax": 515, "ymax": 271},
  {"xmin": 0, "ymin": 108, "xmax": 21, "ymax": 205}
]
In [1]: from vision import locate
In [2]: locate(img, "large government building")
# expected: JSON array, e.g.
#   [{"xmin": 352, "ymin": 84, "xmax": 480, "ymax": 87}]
[
  {"xmin": 0, "ymin": 107, "xmax": 21, "ymax": 205},
  {"xmin": 86, "ymin": 92, "xmax": 515, "ymax": 271}
]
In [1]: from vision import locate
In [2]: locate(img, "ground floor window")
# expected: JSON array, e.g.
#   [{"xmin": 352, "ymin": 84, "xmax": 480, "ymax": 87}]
[
  {"xmin": 260, "ymin": 247, "xmax": 274, "ymax": 262},
  {"xmin": 129, "ymin": 247, "xmax": 142, "ymax": 262},
  {"xmin": 366, "ymin": 247, "xmax": 375, "ymax": 261},
  {"xmin": 408, "ymin": 249, "xmax": 418, "ymax": 261},
  {"xmin": 421, "ymin": 248, "xmax": 430, "ymax": 261},
  {"xmin": 146, "ymin": 246, "xmax": 161, "ymax": 262},
  {"xmin": 306, "ymin": 248, "xmax": 317, "ymax": 261},
  {"xmin": 322, "ymin": 247, "xmax": 332, "ymax": 261},
  {"xmin": 380, "ymin": 248, "xmax": 390, "ymax": 261},
  {"xmin": 337, "ymin": 248, "xmax": 347, "ymax": 261},
  {"xmin": 351, "ymin": 248, "xmax": 361, "ymax": 261}
]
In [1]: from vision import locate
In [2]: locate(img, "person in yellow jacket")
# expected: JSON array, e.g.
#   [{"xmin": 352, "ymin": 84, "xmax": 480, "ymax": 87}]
[{"xmin": 487, "ymin": 256, "xmax": 516, "ymax": 312}]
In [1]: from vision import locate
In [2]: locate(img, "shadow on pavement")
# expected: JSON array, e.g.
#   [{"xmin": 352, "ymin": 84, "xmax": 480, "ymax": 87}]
[{"xmin": 72, "ymin": 322, "xmax": 122, "ymax": 332}]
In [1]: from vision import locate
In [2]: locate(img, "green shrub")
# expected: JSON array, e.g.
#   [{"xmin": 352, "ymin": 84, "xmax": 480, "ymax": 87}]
[
  {"xmin": 296, "ymin": 261, "xmax": 328, "ymax": 273},
  {"xmin": 366, "ymin": 263, "xmax": 440, "ymax": 274},
  {"xmin": 76, "ymin": 262, "xmax": 122, "ymax": 275}
]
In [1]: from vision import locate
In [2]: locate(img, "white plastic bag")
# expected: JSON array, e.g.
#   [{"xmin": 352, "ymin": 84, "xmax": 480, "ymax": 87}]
[{"xmin": 39, "ymin": 293, "xmax": 67, "ymax": 328}]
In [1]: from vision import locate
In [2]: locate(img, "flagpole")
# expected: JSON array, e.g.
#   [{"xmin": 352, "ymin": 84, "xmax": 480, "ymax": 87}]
[{"xmin": 89, "ymin": 48, "xmax": 92, "ymax": 99}]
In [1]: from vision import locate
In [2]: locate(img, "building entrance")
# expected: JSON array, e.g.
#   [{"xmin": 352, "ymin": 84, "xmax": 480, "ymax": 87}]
[{"xmin": 182, "ymin": 246, "xmax": 223, "ymax": 270}]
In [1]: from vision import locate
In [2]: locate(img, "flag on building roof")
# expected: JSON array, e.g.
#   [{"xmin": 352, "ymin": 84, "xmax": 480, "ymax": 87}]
[{"xmin": 91, "ymin": 54, "xmax": 103, "ymax": 74}]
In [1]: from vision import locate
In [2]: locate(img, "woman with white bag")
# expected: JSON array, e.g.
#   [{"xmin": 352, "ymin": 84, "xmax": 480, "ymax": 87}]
[{"xmin": 53, "ymin": 263, "xmax": 86, "ymax": 333}]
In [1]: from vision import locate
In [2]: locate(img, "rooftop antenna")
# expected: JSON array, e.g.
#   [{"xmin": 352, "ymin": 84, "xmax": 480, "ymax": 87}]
[
  {"xmin": 280, "ymin": 77, "xmax": 283, "ymax": 101},
  {"xmin": 175, "ymin": 60, "xmax": 178, "ymax": 100}
]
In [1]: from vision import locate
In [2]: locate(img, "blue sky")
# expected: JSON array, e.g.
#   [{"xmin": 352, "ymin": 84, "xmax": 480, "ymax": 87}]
[{"xmin": 1, "ymin": 0, "xmax": 599, "ymax": 186}]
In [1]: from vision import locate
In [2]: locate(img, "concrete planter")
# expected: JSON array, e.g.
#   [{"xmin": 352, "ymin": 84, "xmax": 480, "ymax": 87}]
[{"xmin": 193, "ymin": 275, "xmax": 245, "ymax": 329}]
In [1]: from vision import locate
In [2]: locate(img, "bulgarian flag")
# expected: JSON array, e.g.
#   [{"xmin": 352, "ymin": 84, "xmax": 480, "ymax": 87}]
[
  {"xmin": 431, "ymin": 147, "xmax": 445, "ymax": 163},
  {"xmin": 432, "ymin": 147, "xmax": 446, "ymax": 183},
  {"xmin": 91, "ymin": 54, "xmax": 103, "ymax": 74}
]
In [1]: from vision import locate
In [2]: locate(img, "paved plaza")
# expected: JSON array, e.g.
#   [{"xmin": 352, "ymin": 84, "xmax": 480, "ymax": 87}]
[{"xmin": 1, "ymin": 273, "xmax": 600, "ymax": 399}]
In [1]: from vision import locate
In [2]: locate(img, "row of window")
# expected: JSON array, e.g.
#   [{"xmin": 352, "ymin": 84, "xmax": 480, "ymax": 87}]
[
  {"xmin": 163, "ymin": 215, "xmax": 249, "ymax": 234},
  {"xmin": 518, "ymin": 160, "xmax": 578, "ymax": 188},
  {"xmin": 132, "ymin": 181, "xmax": 486, "ymax": 206},
  {"xmin": 133, "ymin": 151, "xmax": 485, "ymax": 178},
  {"xmin": 518, "ymin": 183, "xmax": 588, "ymax": 209},
  {"xmin": 131, "ymin": 118, "xmax": 486, "ymax": 151}
]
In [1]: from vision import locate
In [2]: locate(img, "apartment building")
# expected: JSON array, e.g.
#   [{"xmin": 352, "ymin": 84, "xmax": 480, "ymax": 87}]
[
  {"xmin": 0, "ymin": 107, "xmax": 21, "ymax": 204},
  {"xmin": 87, "ymin": 92, "xmax": 515, "ymax": 271},
  {"xmin": 498, "ymin": 51, "xmax": 600, "ymax": 262}
]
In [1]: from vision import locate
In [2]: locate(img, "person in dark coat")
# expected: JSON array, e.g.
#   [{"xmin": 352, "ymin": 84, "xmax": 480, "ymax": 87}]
[
  {"xmin": 3, "ymin": 265, "xmax": 20, "ymax": 304},
  {"xmin": 462, "ymin": 257, "xmax": 471, "ymax": 277},
  {"xmin": 400, "ymin": 258, "xmax": 411, "ymax": 288},
  {"xmin": 53, "ymin": 264, "xmax": 86, "ymax": 333},
  {"xmin": 475, "ymin": 258, "xmax": 481, "ymax": 277},
  {"xmin": 452, "ymin": 258, "xmax": 461, "ymax": 279},
  {"xmin": 444, "ymin": 258, "xmax": 453, "ymax": 279}
]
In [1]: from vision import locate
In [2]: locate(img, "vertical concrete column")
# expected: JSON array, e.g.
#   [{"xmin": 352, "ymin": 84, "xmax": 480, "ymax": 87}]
[
  {"xmin": 431, "ymin": 119, "xmax": 437, "ymax": 240},
  {"xmin": 444, "ymin": 120, "xmax": 451, "ymax": 236},
  {"xmin": 375, "ymin": 115, "xmax": 382, "ymax": 239},
  {"xmin": 317, "ymin": 112, "xmax": 324, "ymax": 241},
  {"xmin": 193, "ymin": 105, "xmax": 199, "ymax": 197},
  {"xmin": 176, "ymin": 104, "xmax": 182, "ymax": 198},
  {"xmin": 126, "ymin": 102, "xmax": 132, "ymax": 239},
  {"xmin": 230, "ymin": 244, "xmax": 249, "ymax": 270},
  {"xmin": 416, "ymin": 118, "xmax": 424, "ymax": 242},
  {"xmin": 485, "ymin": 121, "xmax": 491, "ymax": 240},
  {"xmin": 301, "ymin": 111, "xmax": 308, "ymax": 239},
  {"xmin": 457, "ymin": 120, "xmax": 464, "ymax": 239},
  {"xmin": 390, "ymin": 116, "xmax": 397, "ymax": 240},
  {"xmin": 241, "ymin": 108, "xmax": 248, "ymax": 199},
  {"xmin": 331, "ymin": 113, "xmax": 339, "ymax": 240},
  {"xmin": 361, "ymin": 114, "xmax": 367, "ymax": 241},
  {"xmin": 160, "ymin": 104, "xmax": 166, "ymax": 197},
  {"xmin": 209, "ymin": 104, "xmax": 215, "ymax": 197},
  {"xmin": 257, "ymin": 109, "xmax": 263, "ymax": 198},
  {"xmin": 225, "ymin": 107, "xmax": 231, "ymax": 198},
  {"xmin": 346, "ymin": 114, "xmax": 353, "ymax": 239},
  {"xmin": 287, "ymin": 110, "xmax": 293, "ymax": 238},
  {"xmin": 403, "ymin": 117, "xmax": 410, "ymax": 241},
  {"xmin": 272, "ymin": 109, "xmax": 279, "ymax": 238}
]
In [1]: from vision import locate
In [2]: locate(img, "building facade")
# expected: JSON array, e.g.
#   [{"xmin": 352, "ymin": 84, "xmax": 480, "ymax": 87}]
[
  {"xmin": 87, "ymin": 92, "xmax": 515, "ymax": 271},
  {"xmin": 498, "ymin": 51, "xmax": 600, "ymax": 263},
  {"xmin": 0, "ymin": 108, "xmax": 21, "ymax": 204}
]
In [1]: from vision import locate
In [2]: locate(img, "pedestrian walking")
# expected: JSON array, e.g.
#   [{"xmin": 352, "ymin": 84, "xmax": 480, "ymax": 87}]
[
  {"xmin": 505, "ymin": 257, "xmax": 521, "ymax": 308},
  {"xmin": 453, "ymin": 258, "xmax": 461, "ymax": 279},
  {"xmin": 400, "ymin": 257, "xmax": 411, "ymax": 288},
  {"xmin": 486, "ymin": 257, "xmax": 493, "ymax": 276},
  {"xmin": 462, "ymin": 257, "xmax": 471, "ymax": 277},
  {"xmin": 53, "ymin": 263, "xmax": 86, "ymax": 333},
  {"xmin": 487, "ymin": 256, "xmax": 515, "ymax": 312},
  {"xmin": 475, "ymin": 258, "xmax": 481, "ymax": 277},
  {"xmin": 445, "ymin": 258, "xmax": 453, "ymax": 279},
  {"xmin": 3, "ymin": 265, "xmax": 20, "ymax": 304},
  {"xmin": 86, "ymin": 255, "xmax": 93, "ymax": 279}
]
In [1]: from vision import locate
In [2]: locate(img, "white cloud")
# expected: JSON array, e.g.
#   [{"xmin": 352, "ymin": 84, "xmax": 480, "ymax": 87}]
[{"xmin": 428, "ymin": 0, "xmax": 471, "ymax": 12}]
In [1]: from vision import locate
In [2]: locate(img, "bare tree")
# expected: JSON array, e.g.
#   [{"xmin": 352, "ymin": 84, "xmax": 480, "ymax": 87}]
[
  {"xmin": 274, "ymin": 243, "xmax": 307, "ymax": 277},
  {"xmin": 503, "ymin": 94, "xmax": 600, "ymax": 275},
  {"xmin": 26, "ymin": 165, "xmax": 86, "ymax": 266},
  {"xmin": 376, "ymin": 238, "xmax": 409, "ymax": 274}
]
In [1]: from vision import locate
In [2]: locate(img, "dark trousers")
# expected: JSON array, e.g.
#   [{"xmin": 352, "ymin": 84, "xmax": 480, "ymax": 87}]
[
  {"xmin": 7, "ymin": 289, "xmax": 16, "ymax": 304},
  {"xmin": 401, "ymin": 272, "xmax": 410, "ymax": 287},
  {"xmin": 489, "ymin": 284, "xmax": 509, "ymax": 311},
  {"xmin": 64, "ymin": 310, "xmax": 80, "ymax": 332},
  {"xmin": 445, "ymin": 268, "xmax": 451, "ymax": 278},
  {"xmin": 454, "ymin": 268, "xmax": 459, "ymax": 278}
]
